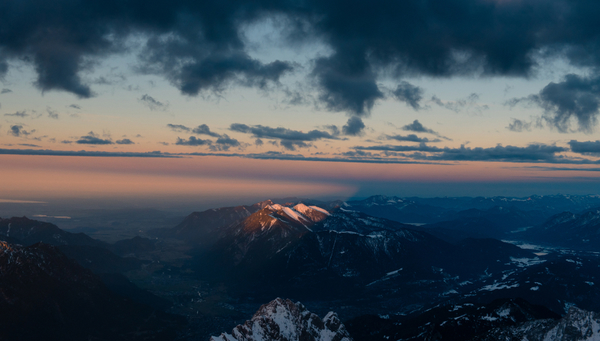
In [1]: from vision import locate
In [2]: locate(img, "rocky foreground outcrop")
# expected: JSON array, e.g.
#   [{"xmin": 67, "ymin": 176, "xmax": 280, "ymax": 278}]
[{"xmin": 210, "ymin": 298, "xmax": 353, "ymax": 341}]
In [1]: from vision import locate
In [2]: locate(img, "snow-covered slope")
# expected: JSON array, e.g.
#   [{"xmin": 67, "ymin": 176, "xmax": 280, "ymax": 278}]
[
  {"xmin": 210, "ymin": 298, "xmax": 353, "ymax": 341},
  {"xmin": 477, "ymin": 306, "xmax": 600, "ymax": 341}
]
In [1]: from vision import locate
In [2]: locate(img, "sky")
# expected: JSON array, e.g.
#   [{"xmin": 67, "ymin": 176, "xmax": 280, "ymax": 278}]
[{"xmin": 3, "ymin": 0, "xmax": 600, "ymax": 207}]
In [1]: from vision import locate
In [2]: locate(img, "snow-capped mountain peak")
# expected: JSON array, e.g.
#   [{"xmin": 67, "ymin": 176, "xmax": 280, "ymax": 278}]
[
  {"xmin": 210, "ymin": 298, "xmax": 353, "ymax": 341},
  {"xmin": 261, "ymin": 204, "xmax": 329, "ymax": 227}
]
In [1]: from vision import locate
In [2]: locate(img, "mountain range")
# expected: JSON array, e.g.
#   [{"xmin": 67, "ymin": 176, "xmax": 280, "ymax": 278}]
[
  {"xmin": 0, "ymin": 241, "xmax": 183, "ymax": 341},
  {"xmin": 2, "ymin": 194, "xmax": 600, "ymax": 340}
]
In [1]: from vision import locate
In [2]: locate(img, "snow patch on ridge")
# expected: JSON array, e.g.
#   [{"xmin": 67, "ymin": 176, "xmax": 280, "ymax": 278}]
[
  {"xmin": 282, "ymin": 207, "xmax": 309, "ymax": 223},
  {"xmin": 309, "ymin": 206, "xmax": 330, "ymax": 215},
  {"xmin": 293, "ymin": 204, "xmax": 311, "ymax": 214}
]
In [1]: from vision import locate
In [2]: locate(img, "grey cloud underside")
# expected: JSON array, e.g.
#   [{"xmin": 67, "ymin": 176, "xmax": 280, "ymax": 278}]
[
  {"xmin": 401, "ymin": 119, "xmax": 451, "ymax": 140},
  {"xmin": 192, "ymin": 124, "xmax": 221, "ymax": 137},
  {"xmin": 508, "ymin": 74, "xmax": 600, "ymax": 133},
  {"xmin": 0, "ymin": 60, "xmax": 7, "ymax": 80},
  {"xmin": 3, "ymin": 1, "xmax": 600, "ymax": 119},
  {"xmin": 0, "ymin": 148, "xmax": 175, "ymax": 158},
  {"xmin": 230, "ymin": 123, "xmax": 337, "ymax": 150},
  {"xmin": 76, "ymin": 135, "xmax": 113, "ymax": 145},
  {"xmin": 209, "ymin": 134, "xmax": 241, "ymax": 151},
  {"xmin": 342, "ymin": 117, "xmax": 365, "ymax": 136},
  {"xmin": 215, "ymin": 135, "xmax": 240, "ymax": 147},
  {"xmin": 2, "ymin": 138, "xmax": 600, "ymax": 164},
  {"xmin": 116, "ymin": 138, "xmax": 134, "ymax": 144},
  {"xmin": 175, "ymin": 136, "xmax": 211, "ymax": 146},
  {"xmin": 386, "ymin": 134, "xmax": 441, "ymax": 143},
  {"xmin": 139, "ymin": 94, "xmax": 167, "ymax": 111},
  {"xmin": 355, "ymin": 143, "xmax": 567, "ymax": 162},
  {"xmin": 172, "ymin": 123, "xmax": 241, "ymax": 149},
  {"xmin": 8, "ymin": 125, "xmax": 32, "ymax": 137},
  {"xmin": 402, "ymin": 120, "xmax": 437, "ymax": 134},
  {"xmin": 323, "ymin": 125, "xmax": 340, "ymax": 136},
  {"xmin": 4, "ymin": 111, "xmax": 28, "ymax": 118},
  {"xmin": 393, "ymin": 82, "xmax": 425, "ymax": 110},
  {"xmin": 569, "ymin": 140, "xmax": 600, "ymax": 155},
  {"xmin": 167, "ymin": 124, "xmax": 191, "ymax": 132},
  {"xmin": 506, "ymin": 118, "xmax": 532, "ymax": 132}
]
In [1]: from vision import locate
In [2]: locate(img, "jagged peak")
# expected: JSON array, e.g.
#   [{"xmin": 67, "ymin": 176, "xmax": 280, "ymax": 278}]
[
  {"xmin": 293, "ymin": 203, "xmax": 311, "ymax": 213},
  {"xmin": 210, "ymin": 298, "xmax": 353, "ymax": 341},
  {"xmin": 254, "ymin": 199, "xmax": 275, "ymax": 209},
  {"xmin": 267, "ymin": 203, "xmax": 285, "ymax": 211},
  {"xmin": 293, "ymin": 203, "xmax": 331, "ymax": 216},
  {"xmin": 0, "ymin": 241, "xmax": 17, "ymax": 253}
]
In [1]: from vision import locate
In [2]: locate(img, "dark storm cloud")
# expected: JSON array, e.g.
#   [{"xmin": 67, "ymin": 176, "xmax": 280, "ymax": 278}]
[
  {"xmin": 312, "ymin": 54, "xmax": 383, "ymax": 116},
  {"xmin": 192, "ymin": 124, "xmax": 221, "ymax": 137},
  {"xmin": 116, "ymin": 138, "xmax": 134, "ymax": 144},
  {"xmin": 4, "ymin": 0, "xmax": 600, "ymax": 117},
  {"xmin": 356, "ymin": 143, "xmax": 566, "ymax": 162},
  {"xmin": 386, "ymin": 134, "xmax": 441, "ymax": 143},
  {"xmin": 141, "ymin": 48, "xmax": 293, "ymax": 96},
  {"xmin": 509, "ymin": 74, "xmax": 600, "ymax": 133},
  {"xmin": 139, "ymin": 94, "xmax": 168, "ymax": 111},
  {"xmin": 568, "ymin": 140, "xmax": 600, "ymax": 155},
  {"xmin": 68, "ymin": 104, "xmax": 81, "ymax": 110},
  {"xmin": 506, "ymin": 118, "xmax": 532, "ymax": 132},
  {"xmin": 342, "ymin": 117, "xmax": 365, "ymax": 136},
  {"xmin": 1, "ymin": 89, "xmax": 12, "ymax": 94},
  {"xmin": 175, "ymin": 136, "xmax": 212, "ymax": 146},
  {"xmin": 0, "ymin": 60, "xmax": 7, "ymax": 80},
  {"xmin": 167, "ymin": 124, "xmax": 191, "ymax": 132},
  {"xmin": 392, "ymin": 82, "xmax": 425, "ymax": 110}
]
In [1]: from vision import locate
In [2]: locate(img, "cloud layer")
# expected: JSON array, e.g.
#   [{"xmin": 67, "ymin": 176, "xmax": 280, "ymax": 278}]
[
  {"xmin": 2, "ymin": 0, "xmax": 600, "ymax": 124},
  {"xmin": 230, "ymin": 123, "xmax": 338, "ymax": 150}
]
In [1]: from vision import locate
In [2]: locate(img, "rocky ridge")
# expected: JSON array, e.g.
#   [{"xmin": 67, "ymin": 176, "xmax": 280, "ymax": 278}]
[{"xmin": 210, "ymin": 298, "xmax": 353, "ymax": 341}]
